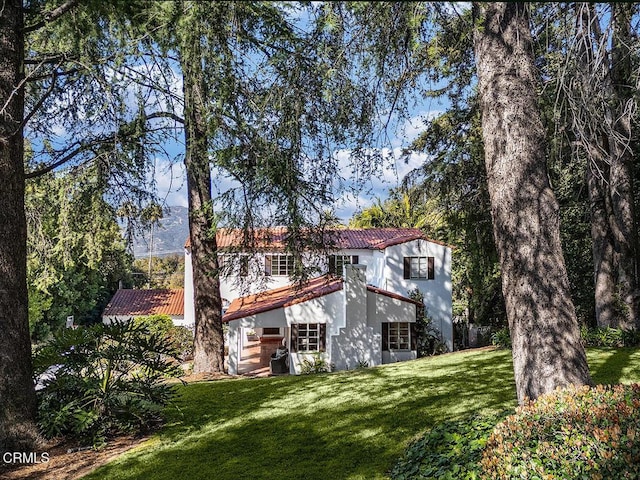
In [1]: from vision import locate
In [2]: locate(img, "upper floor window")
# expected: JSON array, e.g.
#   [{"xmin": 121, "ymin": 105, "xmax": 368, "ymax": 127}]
[
  {"xmin": 403, "ymin": 256, "xmax": 434, "ymax": 280},
  {"xmin": 265, "ymin": 254, "xmax": 294, "ymax": 276},
  {"xmin": 328, "ymin": 255, "xmax": 359, "ymax": 276}
]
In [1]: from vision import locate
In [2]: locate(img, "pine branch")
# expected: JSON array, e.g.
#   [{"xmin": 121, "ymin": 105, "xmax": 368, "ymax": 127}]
[
  {"xmin": 24, "ymin": 111, "xmax": 184, "ymax": 179},
  {"xmin": 23, "ymin": 0, "xmax": 82, "ymax": 34}
]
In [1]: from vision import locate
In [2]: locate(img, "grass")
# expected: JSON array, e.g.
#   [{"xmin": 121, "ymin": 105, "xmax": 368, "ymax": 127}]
[{"xmin": 82, "ymin": 347, "xmax": 640, "ymax": 480}]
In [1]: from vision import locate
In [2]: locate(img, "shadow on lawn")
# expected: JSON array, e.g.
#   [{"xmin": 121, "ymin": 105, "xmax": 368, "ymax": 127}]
[
  {"xmin": 589, "ymin": 348, "xmax": 640, "ymax": 385},
  {"xmin": 85, "ymin": 350, "xmax": 517, "ymax": 480}
]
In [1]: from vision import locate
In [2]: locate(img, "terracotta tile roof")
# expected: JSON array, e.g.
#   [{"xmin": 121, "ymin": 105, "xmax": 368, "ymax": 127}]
[
  {"xmin": 223, "ymin": 276, "xmax": 343, "ymax": 322},
  {"xmin": 366, "ymin": 286, "xmax": 423, "ymax": 307},
  {"xmin": 102, "ymin": 289, "xmax": 184, "ymax": 317},
  {"xmin": 223, "ymin": 275, "xmax": 420, "ymax": 322},
  {"xmin": 185, "ymin": 227, "xmax": 446, "ymax": 250}
]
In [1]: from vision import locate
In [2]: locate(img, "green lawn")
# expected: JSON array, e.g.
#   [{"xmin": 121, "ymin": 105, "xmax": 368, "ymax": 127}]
[{"xmin": 83, "ymin": 348, "xmax": 640, "ymax": 480}]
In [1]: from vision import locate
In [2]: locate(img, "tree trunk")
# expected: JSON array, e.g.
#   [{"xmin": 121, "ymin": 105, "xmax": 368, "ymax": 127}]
[
  {"xmin": 570, "ymin": 3, "xmax": 639, "ymax": 329},
  {"xmin": 180, "ymin": 7, "xmax": 225, "ymax": 373},
  {"xmin": 0, "ymin": 0, "xmax": 38, "ymax": 451},
  {"xmin": 587, "ymin": 167, "xmax": 617, "ymax": 327},
  {"xmin": 572, "ymin": 3, "xmax": 619, "ymax": 328},
  {"xmin": 473, "ymin": 2, "xmax": 592, "ymax": 403},
  {"xmin": 608, "ymin": 2, "xmax": 639, "ymax": 329}
]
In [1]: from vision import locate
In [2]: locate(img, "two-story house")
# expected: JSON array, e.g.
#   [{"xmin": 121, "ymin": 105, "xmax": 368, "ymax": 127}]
[{"xmin": 184, "ymin": 227, "xmax": 452, "ymax": 374}]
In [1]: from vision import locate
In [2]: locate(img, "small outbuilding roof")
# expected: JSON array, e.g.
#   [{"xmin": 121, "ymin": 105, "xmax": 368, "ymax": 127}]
[
  {"xmin": 185, "ymin": 227, "xmax": 448, "ymax": 250},
  {"xmin": 102, "ymin": 289, "xmax": 184, "ymax": 317},
  {"xmin": 223, "ymin": 275, "xmax": 421, "ymax": 322}
]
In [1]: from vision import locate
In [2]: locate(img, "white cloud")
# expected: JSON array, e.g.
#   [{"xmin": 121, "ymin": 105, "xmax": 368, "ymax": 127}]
[
  {"xmin": 391, "ymin": 110, "xmax": 443, "ymax": 149},
  {"xmin": 332, "ymin": 148, "xmax": 429, "ymax": 220},
  {"xmin": 152, "ymin": 158, "xmax": 187, "ymax": 207}
]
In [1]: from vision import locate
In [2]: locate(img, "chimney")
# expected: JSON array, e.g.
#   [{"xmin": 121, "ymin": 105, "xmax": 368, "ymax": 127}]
[{"xmin": 344, "ymin": 264, "xmax": 367, "ymax": 327}]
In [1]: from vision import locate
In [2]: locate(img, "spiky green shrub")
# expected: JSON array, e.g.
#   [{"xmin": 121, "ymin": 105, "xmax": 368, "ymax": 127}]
[
  {"xmin": 33, "ymin": 320, "xmax": 182, "ymax": 446},
  {"xmin": 299, "ymin": 353, "xmax": 332, "ymax": 374},
  {"xmin": 490, "ymin": 327, "xmax": 511, "ymax": 349},
  {"xmin": 481, "ymin": 384, "xmax": 640, "ymax": 479},
  {"xmin": 580, "ymin": 326, "xmax": 640, "ymax": 348}
]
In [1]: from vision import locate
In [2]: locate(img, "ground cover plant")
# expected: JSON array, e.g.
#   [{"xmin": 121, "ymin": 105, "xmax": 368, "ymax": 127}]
[{"xmin": 82, "ymin": 348, "xmax": 640, "ymax": 480}]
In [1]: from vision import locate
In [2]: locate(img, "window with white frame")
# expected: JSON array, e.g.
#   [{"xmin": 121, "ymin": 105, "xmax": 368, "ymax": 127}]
[
  {"xmin": 388, "ymin": 322, "xmax": 410, "ymax": 350},
  {"xmin": 328, "ymin": 254, "xmax": 359, "ymax": 276},
  {"xmin": 403, "ymin": 256, "xmax": 435, "ymax": 280},
  {"xmin": 265, "ymin": 254, "xmax": 294, "ymax": 276},
  {"xmin": 291, "ymin": 323, "xmax": 326, "ymax": 352}
]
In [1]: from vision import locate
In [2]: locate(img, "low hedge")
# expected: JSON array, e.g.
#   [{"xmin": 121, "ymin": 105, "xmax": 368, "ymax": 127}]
[
  {"xmin": 491, "ymin": 326, "xmax": 640, "ymax": 349},
  {"xmin": 482, "ymin": 384, "xmax": 640, "ymax": 479}
]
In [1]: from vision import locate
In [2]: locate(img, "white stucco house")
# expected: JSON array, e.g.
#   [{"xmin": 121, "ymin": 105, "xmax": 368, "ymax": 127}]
[{"xmin": 184, "ymin": 227, "xmax": 453, "ymax": 374}]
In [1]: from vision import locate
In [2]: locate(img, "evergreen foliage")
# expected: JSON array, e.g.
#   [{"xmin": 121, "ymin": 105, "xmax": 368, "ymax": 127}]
[{"xmin": 26, "ymin": 166, "xmax": 134, "ymax": 340}]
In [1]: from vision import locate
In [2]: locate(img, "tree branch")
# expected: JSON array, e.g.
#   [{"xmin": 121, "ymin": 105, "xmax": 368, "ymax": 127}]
[
  {"xmin": 17, "ymin": 70, "xmax": 58, "ymax": 135},
  {"xmin": 25, "ymin": 137, "xmax": 112, "ymax": 179},
  {"xmin": 24, "ymin": 111, "xmax": 184, "ymax": 179},
  {"xmin": 23, "ymin": 0, "xmax": 82, "ymax": 34},
  {"xmin": 24, "ymin": 54, "xmax": 74, "ymax": 65},
  {"xmin": 146, "ymin": 111, "xmax": 185, "ymax": 124}
]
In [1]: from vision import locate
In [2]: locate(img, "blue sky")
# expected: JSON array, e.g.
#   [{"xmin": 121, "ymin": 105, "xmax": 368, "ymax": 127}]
[{"xmin": 151, "ymin": 109, "xmax": 441, "ymax": 223}]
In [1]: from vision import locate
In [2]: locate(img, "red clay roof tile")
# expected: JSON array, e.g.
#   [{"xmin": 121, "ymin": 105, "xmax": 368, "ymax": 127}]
[
  {"xmin": 185, "ymin": 227, "xmax": 447, "ymax": 250},
  {"xmin": 222, "ymin": 275, "xmax": 420, "ymax": 322},
  {"xmin": 102, "ymin": 289, "xmax": 184, "ymax": 317},
  {"xmin": 223, "ymin": 276, "xmax": 343, "ymax": 322}
]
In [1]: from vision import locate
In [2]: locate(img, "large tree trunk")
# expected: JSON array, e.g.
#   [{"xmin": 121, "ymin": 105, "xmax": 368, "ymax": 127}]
[
  {"xmin": 0, "ymin": 0, "xmax": 38, "ymax": 451},
  {"xmin": 572, "ymin": 3, "xmax": 619, "ymax": 328},
  {"xmin": 608, "ymin": 2, "xmax": 639, "ymax": 329},
  {"xmin": 473, "ymin": 2, "xmax": 592, "ymax": 403},
  {"xmin": 570, "ymin": 3, "xmax": 639, "ymax": 329},
  {"xmin": 180, "ymin": 8, "xmax": 225, "ymax": 373},
  {"xmin": 587, "ymin": 167, "xmax": 617, "ymax": 327}
]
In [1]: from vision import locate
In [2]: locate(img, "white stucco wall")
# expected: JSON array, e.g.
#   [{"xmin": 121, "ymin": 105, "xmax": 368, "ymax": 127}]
[
  {"xmin": 285, "ymin": 291, "xmax": 342, "ymax": 374},
  {"xmin": 331, "ymin": 265, "xmax": 379, "ymax": 371},
  {"xmin": 381, "ymin": 240, "xmax": 453, "ymax": 352},
  {"xmin": 184, "ymin": 247, "xmax": 196, "ymax": 326},
  {"xmin": 367, "ymin": 290, "xmax": 418, "ymax": 364}
]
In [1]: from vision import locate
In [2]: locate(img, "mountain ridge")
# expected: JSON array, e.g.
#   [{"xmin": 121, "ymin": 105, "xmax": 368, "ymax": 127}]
[{"xmin": 132, "ymin": 205, "xmax": 189, "ymax": 258}]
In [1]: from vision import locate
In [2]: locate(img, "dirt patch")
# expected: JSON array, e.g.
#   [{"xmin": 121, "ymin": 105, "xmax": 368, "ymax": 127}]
[{"xmin": 0, "ymin": 434, "xmax": 149, "ymax": 480}]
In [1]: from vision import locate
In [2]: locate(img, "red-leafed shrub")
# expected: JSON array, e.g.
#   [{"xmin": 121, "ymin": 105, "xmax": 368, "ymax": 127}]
[{"xmin": 481, "ymin": 384, "xmax": 640, "ymax": 480}]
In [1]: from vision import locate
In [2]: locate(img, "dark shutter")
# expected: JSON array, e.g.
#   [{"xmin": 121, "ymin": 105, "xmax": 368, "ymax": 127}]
[
  {"xmin": 328, "ymin": 255, "xmax": 336, "ymax": 274},
  {"xmin": 428, "ymin": 257, "xmax": 435, "ymax": 280},
  {"xmin": 265, "ymin": 255, "xmax": 272, "ymax": 276},
  {"xmin": 290, "ymin": 324, "xmax": 299, "ymax": 352},
  {"xmin": 382, "ymin": 323, "xmax": 389, "ymax": 351},
  {"xmin": 352, "ymin": 255, "xmax": 359, "ymax": 265},
  {"xmin": 319, "ymin": 323, "xmax": 327, "ymax": 352},
  {"xmin": 410, "ymin": 323, "xmax": 418, "ymax": 351},
  {"xmin": 403, "ymin": 257, "xmax": 411, "ymax": 279}
]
